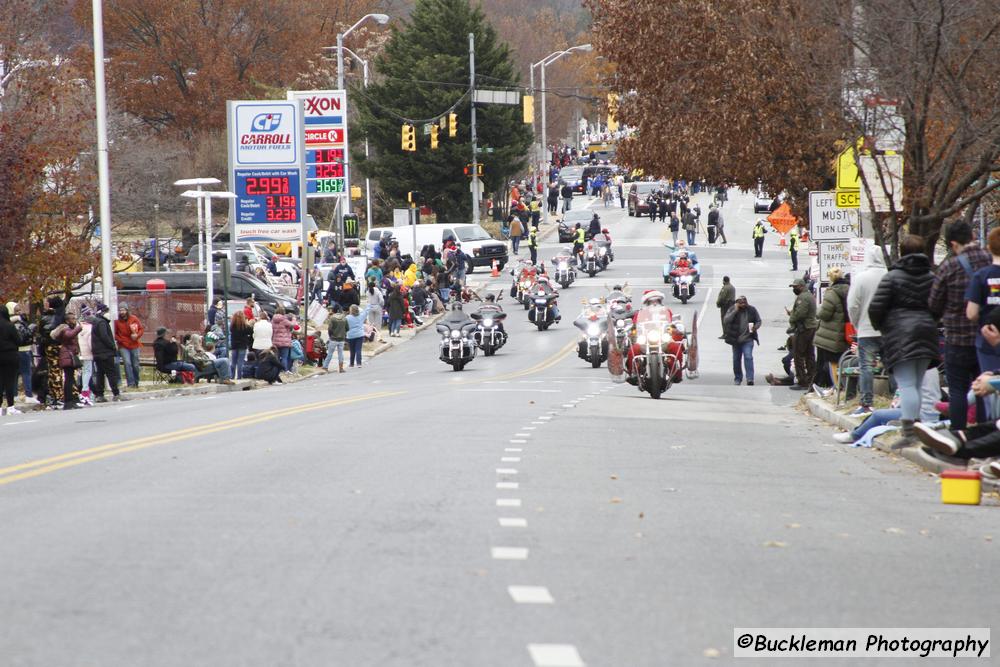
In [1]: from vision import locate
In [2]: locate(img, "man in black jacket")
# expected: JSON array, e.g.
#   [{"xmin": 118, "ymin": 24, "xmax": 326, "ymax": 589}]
[
  {"xmin": 153, "ymin": 327, "xmax": 196, "ymax": 378},
  {"xmin": 723, "ymin": 296, "xmax": 762, "ymax": 385},
  {"xmin": 89, "ymin": 304, "xmax": 121, "ymax": 401},
  {"xmin": 560, "ymin": 181, "xmax": 573, "ymax": 213}
]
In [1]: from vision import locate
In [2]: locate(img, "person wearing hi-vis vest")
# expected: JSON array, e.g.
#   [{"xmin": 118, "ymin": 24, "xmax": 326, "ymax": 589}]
[
  {"xmin": 752, "ymin": 220, "xmax": 767, "ymax": 257},
  {"xmin": 573, "ymin": 224, "xmax": 586, "ymax": 259},
  {"xmin": 528, "ymin": 226, "xmax": 539, "ymax": 265},
  {"xmin": 788, "ymin": 226, "xmax": 800, "ymax": 271}
]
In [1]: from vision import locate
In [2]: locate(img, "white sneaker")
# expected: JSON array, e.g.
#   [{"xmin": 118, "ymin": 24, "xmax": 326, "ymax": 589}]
[
  {"xmin": 6, "ymin": 406, "xmax": 22, "ymax": 415},
  {"xmin": 832, "ymin": 431, "xmax": 854, "ymax": 444},
  {"xmin": 22, "ymin": 396, "xmax": 40, "ymax": 405}
]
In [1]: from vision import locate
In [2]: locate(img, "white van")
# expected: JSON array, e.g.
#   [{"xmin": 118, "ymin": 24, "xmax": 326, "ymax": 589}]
[{"xmin": 365, "ymin": 223, "xmax": 508, "ymax": 273}]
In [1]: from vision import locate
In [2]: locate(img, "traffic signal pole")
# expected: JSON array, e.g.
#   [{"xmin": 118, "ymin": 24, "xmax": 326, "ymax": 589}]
[{"xmin": 469, "ymin": 32, "xmax": 479, "ymax": 224}]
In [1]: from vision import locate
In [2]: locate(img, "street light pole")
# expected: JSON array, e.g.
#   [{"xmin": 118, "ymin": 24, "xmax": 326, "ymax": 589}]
[
  {"xmin": 537, "ymin": 44, "xmax": 592, "ymax": 229},
  {"xmin": 336, "ymin": 13, "xmax": 389, "ymax": 252},
  {"xmin": 342, "ymin": 46, "xmax": 373, "ymax": 233},
  {"xmin": 91, "ymin": 0, "xmax": 113, "ymax": 310}
]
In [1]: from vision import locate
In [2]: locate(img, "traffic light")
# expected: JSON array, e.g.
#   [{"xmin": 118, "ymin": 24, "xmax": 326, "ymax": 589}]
[
  {"xmin": 401, "ymin": 124, "xmax": 416, "ymax": 151},
  {"xmin": 430, "ymin": 125, "xmax": 439, "ymax": 150},
  {"xmin": 407, "ymin": 191, "xmax": 423, "ymax": 206},
  {"xmin": 523, "ymin": 95, "xmax": 534, "ymax": 124},
  {"xmin": 448, "ymin": 113, "xmax": 457, "ymax": 138}
]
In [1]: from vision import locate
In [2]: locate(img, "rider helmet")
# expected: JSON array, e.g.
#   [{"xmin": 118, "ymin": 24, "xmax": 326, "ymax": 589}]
[
  {"xmin": 485, "ymin": 294, "xmax": 496, "ymax": 302},
  {"xmin": 612, "ymin": 284, "xmax": 623, "ymax": 291},
  {"xmin": 588, "ymin": 297, "xmax": 602, "ymax": 306},
  {"xmin": 602, "ymin": 228, "xmax": 609, "ymax": 234},
  {"xmin": 641, "ymin": 290, "xmax": 666, "ymax": 307}
]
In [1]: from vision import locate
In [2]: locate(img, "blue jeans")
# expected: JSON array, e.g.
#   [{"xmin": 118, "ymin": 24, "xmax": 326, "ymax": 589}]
[
  {"xmin": 511, "ymin": 236, "xmax": 520, "ymax": 253},
  {"xmin": 323, "ymin": 340, "xmax": 345, "ymax": 369},
  {"xmin": 121, "ymin": 347, "xmax": 141, "ymax": 388},
  {"xmin": 731, "ymin": 340, "xmax": 754, "ymax": 383},
  {"xmin": 231, "ymin": 348, "xmax": 248, "ymax": 379},
  {"xmin": 945, "ymin": 344, "xmax": 981, "ymax": 430},
  {"xmin": 211, "ymin": 358, "xmax": 231, "ymax": 381},
  {"xmin": 850, "ymin": 408, "xmax": 902, "ymax": 440},
  {"xmin": 17, "ymin": 351, "xmax": 32, "ymax": 397},
  {"xmin": 348, "ymin": 337, "xmax": 364, "ymax": 366},
  {"xmin": 389, "ymin": 318, "xmax": 402, "ymax": 335},
  {"xmin": 857, "ymin": 337, "xmax": 881, "ymax": 407},
  {"xmin": 164, "ymin": 361, "xmax": 197, "ymax": 374},
  {"xmin": 891, "ymin": 358, "xmax": 929, "ymax": 422},
  {"xmin": 277, "ymin": 346, "xmax": 292, "ymax": 371},
  {"xmin": 686, "ymin": 229, "xmax": 696, "ymax": 245}
]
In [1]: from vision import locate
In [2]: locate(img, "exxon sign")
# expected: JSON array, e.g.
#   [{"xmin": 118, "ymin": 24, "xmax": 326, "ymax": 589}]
[{"xmin": 302, "ymin": 95, "xmax": 342, "ymax": 117}]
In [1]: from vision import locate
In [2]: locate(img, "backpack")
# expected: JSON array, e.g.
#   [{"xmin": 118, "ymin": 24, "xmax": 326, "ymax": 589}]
[{"xmin": 14, "ymin": 319, "xmax": 32, "ymax": 347}]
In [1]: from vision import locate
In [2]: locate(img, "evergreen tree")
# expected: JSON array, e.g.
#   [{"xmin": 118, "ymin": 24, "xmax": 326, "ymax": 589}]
[{"xmin": 352, "ymin": 0, "xmax": 531, "ymax": 224}]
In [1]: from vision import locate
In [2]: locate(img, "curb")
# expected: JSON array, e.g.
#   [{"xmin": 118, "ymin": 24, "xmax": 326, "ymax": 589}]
[{"xmin": 804, "ymin": 396, "xmax": 1000, "ymax": 492}]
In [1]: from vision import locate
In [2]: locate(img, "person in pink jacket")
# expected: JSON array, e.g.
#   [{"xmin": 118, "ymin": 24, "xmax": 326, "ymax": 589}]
[{"xmin": 270, "ymin": 306, "xmax": 297, "ymax": 371}]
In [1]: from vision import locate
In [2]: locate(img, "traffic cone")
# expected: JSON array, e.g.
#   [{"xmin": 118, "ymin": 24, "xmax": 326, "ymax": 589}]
[
  {"xmin": 779, "ymin": 232, "xmax": 787, "ymax": 247},
  {"xmin": 491, "ymin": 259, "xmax": 500, "ymax": 277}
]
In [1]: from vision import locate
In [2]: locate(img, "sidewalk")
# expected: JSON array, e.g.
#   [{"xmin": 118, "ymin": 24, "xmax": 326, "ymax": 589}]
[{"xmin": 802, "ymin": 394, "xmax": 1000, "ymax": 494}]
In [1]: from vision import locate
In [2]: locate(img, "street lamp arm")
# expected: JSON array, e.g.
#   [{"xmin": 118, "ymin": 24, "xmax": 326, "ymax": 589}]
[{"xmin": 343, "ymin": 13, "xmax": 390, "ymax": 39}]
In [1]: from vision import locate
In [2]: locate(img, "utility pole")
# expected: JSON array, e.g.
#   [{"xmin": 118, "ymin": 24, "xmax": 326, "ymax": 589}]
[
  {"xmin": 91, "ymin": 0, "xmax": 114, "ymax": 310},
  {"xmin": 469, "ymin": 32, "xmax": 479, "ymax": 224}
]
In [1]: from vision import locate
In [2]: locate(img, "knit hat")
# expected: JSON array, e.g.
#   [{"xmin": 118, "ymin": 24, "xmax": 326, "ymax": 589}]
[{"xmin": 156, "ymin": 327, "xmax": 168, "ymax": 336}]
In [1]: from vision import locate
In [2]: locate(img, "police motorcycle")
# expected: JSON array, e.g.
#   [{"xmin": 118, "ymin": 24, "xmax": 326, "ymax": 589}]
[
  {"xmin": 526, "ymin": 276, "xmax": 561, "ymax": 331},
  {"xmin": 574, "ymin": 298, "xmax": 610, "ymax": 368},
  {"xmin": 436, "ymin": 303, "xmax": 478, "ymax": 371},
  {"xmin": 550, "ymin": 249, "xmax": 577, "ymax": 289},
  {"xmin": 470, "ymin": 293, "xmax": 508, "ymax": 357},
  {"xmin": 592, "ymin": 231, "xmax": 614, "ymax": 270},
  {"xmin": 606, "ymin": 284, "xmax": 634, "ymax": 353}
]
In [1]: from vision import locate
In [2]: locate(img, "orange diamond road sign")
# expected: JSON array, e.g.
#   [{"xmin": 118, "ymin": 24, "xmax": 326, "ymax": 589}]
[{"xmin": 767, "ymin": 202, "xmax": 800, "ymax": 235}]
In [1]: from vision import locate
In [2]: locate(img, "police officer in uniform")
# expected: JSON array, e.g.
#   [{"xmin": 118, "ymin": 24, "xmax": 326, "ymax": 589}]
[
  {"xmin": 788, "ymin": 226, "xmax": 800, "ymax": 271},
  {"xmin": 528, "ymin": 226, "xmax": 539, "ymax": 265},
  {"xmin": 752, "ymin": 220, "xmax": 767, "ymax": 257}
]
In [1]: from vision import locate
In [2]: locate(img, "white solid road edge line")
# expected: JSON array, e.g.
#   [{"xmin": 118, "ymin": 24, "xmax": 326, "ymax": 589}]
[{"xmin": 527, "ymin": 644, "xmax": 584, "ymax": 667}]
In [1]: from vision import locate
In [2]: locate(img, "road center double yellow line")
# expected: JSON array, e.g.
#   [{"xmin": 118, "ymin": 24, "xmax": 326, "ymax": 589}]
[
  {"xmin": 465, "ymin": 340, "xmax": 577, "ymax": 384},
  {"xmin": 0, "ymin": 390, "xmax": 404, "ymax": 487}
]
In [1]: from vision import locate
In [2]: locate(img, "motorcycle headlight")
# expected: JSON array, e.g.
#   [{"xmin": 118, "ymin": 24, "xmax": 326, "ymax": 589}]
[
  {"xmin": 558, "ymin": 262, "xmax": 568, "ymax": 270},
  {"xmin": 450, "ymin": 330, "xmax": 461, "ymax": 339},
  {"xmin": 587, "ymin": 324, "xmax": 600, "ymax": 336},
  {"xmin": 599, "ymin": 247, "xmax": 607, "ymax": 256},
  {"xmin": 483, "ymin": 318, "xmax": 494, "ymax": 327},
  {"xmin": 647, "ymin": 329, "xmax": 661, "ymax": 343},
  {"xmin": 534, "ymin": 299, "xmax": 547, "ymax": 305},
  {"xmin": 636, "ymin": 334, "xmax": 647, "ymax": 345},
  {"xmin": 616, "ymin": 319, "xmax": 625, "ymax": 327}
]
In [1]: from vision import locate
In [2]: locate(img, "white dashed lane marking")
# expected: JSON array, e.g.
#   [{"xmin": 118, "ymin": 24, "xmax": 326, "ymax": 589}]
[
  {"xmin": 502, "ymin": 457, "xmax": 521, "ymax": 462},
  {"xmin": 498, "ymin": 517, "xmax": 527, "ymax": 528},
  {"xmin": 528, "ymin": 644, "xmax": 584, "ymax": 667},
  {"xmin": 514, "ymin": 432, "xmax": 531, "ymax": 437},
  {"xmin": 496, "ymin": 468, "xmax": 518, "ymax": 474},
  {"xmin": 496, "ymin": 498, "xmax": 522, "ymax": 507},
  {"xmin": 510, "ymin": 439, "xmax": 527, "ymax": 444},
  {"xmin": 491, "ymin": 547, "xmax": 529, "ymax": 560},
  {"xmin": 508, "ymin": 586, "xmax": 554, "ymax": 604},
  {"xmin": 504, "ymin": 449, "xmax": 522, "ymax": 453},
  {"xmin": 496, "ymin": 482, "xmax": 519, "ymax": 490}
]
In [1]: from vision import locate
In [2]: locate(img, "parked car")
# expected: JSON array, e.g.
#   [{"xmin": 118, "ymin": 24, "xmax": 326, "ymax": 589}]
[
  {"xmin": 627, "ymin": 181, "xmax": 668, "ymax": 216},
  {"xmin": 391, "ymin": 223, "xmax": 508, "ymax": 273}
]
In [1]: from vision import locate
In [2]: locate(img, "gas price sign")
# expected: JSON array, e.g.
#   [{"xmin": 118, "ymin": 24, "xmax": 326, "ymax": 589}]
[
  {"xmin": 306, "ymin": 148, "xmax": 346, "ymax": 195},
  {"xmin": 233, "ymin": 169, "xmax": 302, "ymax": 238}
]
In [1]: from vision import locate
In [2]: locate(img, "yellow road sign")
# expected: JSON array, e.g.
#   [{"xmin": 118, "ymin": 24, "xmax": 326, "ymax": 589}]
[
  {"xmin": 836, "ymin": 140, "xmax": 862, "ymax": 190},
  {"xmin": 836, "ymin": 190, "xmax": 860, "ymax": 208}
]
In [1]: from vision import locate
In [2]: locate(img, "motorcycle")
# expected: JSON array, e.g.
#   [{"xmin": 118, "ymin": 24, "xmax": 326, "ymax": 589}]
[
  {"xmin": 581, "ymin": 244, "xmax": 600, "ymax": 277},
  {"xmin": 527, "ymin": 289, "xmax": 559, "ymax": 331},
  {"xmin": 593, "ymin": 238, "xmax": 613, "ymax": 269},
  {"xmin": 606, "ymin": 291, "xmax": 634, "ymax": 353},
  {"xmin": 471, "ymin": 309, "xmax": 507, "ymax": 356},
  {"xmin": 631, "ymin": 311, "xmax": 689, "ymax": 399},
  {"xmin": 575, "ymin": 311, "xmax": 609, "ymax": 368},
  {"xmin": 436, "ymin": 318, "xmax": 478, "ymax": 371},
  {"xmin": 671, "ymin": 269, "xmax": 696, "ymax": 304},
  {"xmin": 552, "ymin": 256, "xmax": 576, "ymax": 289},
  {"xmin": 510, "ymin": 263, "xmax": 538, "ymax": 309}
]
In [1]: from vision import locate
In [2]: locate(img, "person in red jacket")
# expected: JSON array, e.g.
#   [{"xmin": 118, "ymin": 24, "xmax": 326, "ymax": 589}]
[{"xmin": 113, "ymin": 304, "xmax": 144, "ymax": 389}]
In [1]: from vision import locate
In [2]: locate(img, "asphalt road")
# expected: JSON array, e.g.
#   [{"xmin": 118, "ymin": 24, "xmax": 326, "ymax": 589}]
[{"xmin": 0, "ymin": 191, "xmax": 995, "ymax": 667}]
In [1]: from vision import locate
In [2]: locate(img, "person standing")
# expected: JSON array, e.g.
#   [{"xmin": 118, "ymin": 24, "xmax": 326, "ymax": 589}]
[
  {"xmin": 560, "ymin": 181, "xmax": 573, "ymax": 214},
  {"xmin": 89, "ymin": 304, "xmax": 121, "ymax": 402},
  {"xmin": 346, "ymin": 303, "xmax": 371, "ymax": 368},
  {"xmin": 113, "ymin": 304, "xmax": 144, "ymax": 389},
  {"xmin": 787, "ymin": 278, "xmax": 818, "ymax": 391},
  {"xmin": 39, "ymin": 296, "xmax": 65, "ymax": 408},
  {"xmin": 229, "ymin": 310, "xmax": 253, "ymax": 379},
  {"xmin": 529, "ymin": 197, "xmax": 541, "ymax": 228},
  {"xmin": 964, "ymin": 226, "xmax": 1000, "ymax": 374},
  {"xmin": 547, "ymin": 181, "xmax": 559, "ymax": 214},
  {"xmin": 527, "ymin": 226, "xmax": 539, "ymax": 265},
  {"xmin": 54, "ymin": 311, "xmax": 83, "ymax": 410},
  {"xmin": 715, "ymin": 207, "xmax": 727, "ymax": 245},
  {"xmin": 812, "ymin": 267, "xmax": 850, "ymax": 394},
  {"xmin": 752, "ymin": 220, "xmax": 767, "ymax": 257},
  {"xmin": 366, "ymin": 281, "xmax": 385, "ymax": 342},
  {"xmin": 271, "ymin": 305, "xmax": 294, "ymax": 371},
  {"xmin": 723, "ymin": 296, "xmax": 761, "ymax": 385},
  {"xmin": 323, "ymin": 305, "xmax": 348, "ymax": 373},
  {"xmin": 387, "ymin": 285, "xmax": 406, "ymax": 337},
  {"xmin": 251, "ymin": 311, "xmax": 273, "ymax": 356},
  {"xmin": 847, "ymin": 242, "xmax": 889, "ymax": 416},
  {"xmin": 0, "ymin": 304, "xmax": 23, "ymax": 416},
  {"xmin": 616, "ymin": 174, "xmax": 625, "ymax": 208},
  {"xmin": 683, "ymin": 208, "xmax": 697, "ymax": 246},
  {"xmin": 707, "ymin": 205, "xmax": 720, "ymax": 245},
  {"xmin": 509, "ymin": 214, "xmax": 524, "ymax": 255},
  {"xmin": 716, "ymin": 276, "xmax": 736, "ymax": 337},
  {"xmin": 788, "ymin": 226, "xmax": 800, "ymax": 271},
  {"xmin": 869, "ymin": 234, "xmax": 939, "ymax": 443},
  {"xmin": 929, "ymin": 221, "xmax": 990, "ymax": 428},
  {"xmin": 6, "ymin": 303, "xmax": 35, "ymax": 403},
  {"xmin": 668, "ymin": 213, "xmax": 680, "ymax": 246}
]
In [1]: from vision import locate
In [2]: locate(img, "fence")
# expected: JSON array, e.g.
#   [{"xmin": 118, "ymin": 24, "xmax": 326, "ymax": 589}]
[{"xmin": 115, "ymin": 290, "xmax": 209, "ymax": 359}]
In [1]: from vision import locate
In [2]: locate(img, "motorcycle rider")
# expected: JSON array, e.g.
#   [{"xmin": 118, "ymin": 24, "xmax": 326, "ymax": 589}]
[
  {"xmin": 624, "ymin": 290, "xmax": 686, "ymax": 385},
  {"xmin": 588, "ymin": 213, "xmax": 601, "ymax": 239},
  {"xmin": 533, "ymin": 274, "xmax": 562, "ymax": 322},
  {"xmin": 477, "ymin": 294, "xmax": 506, "ymax": 336},
  {"xmin": 575, "ymin": 297, "xmax": 609, "ymax": 358},
  {"xmin": 573, "ymin": 223, "xmax": 586, "ymax": 259}
]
